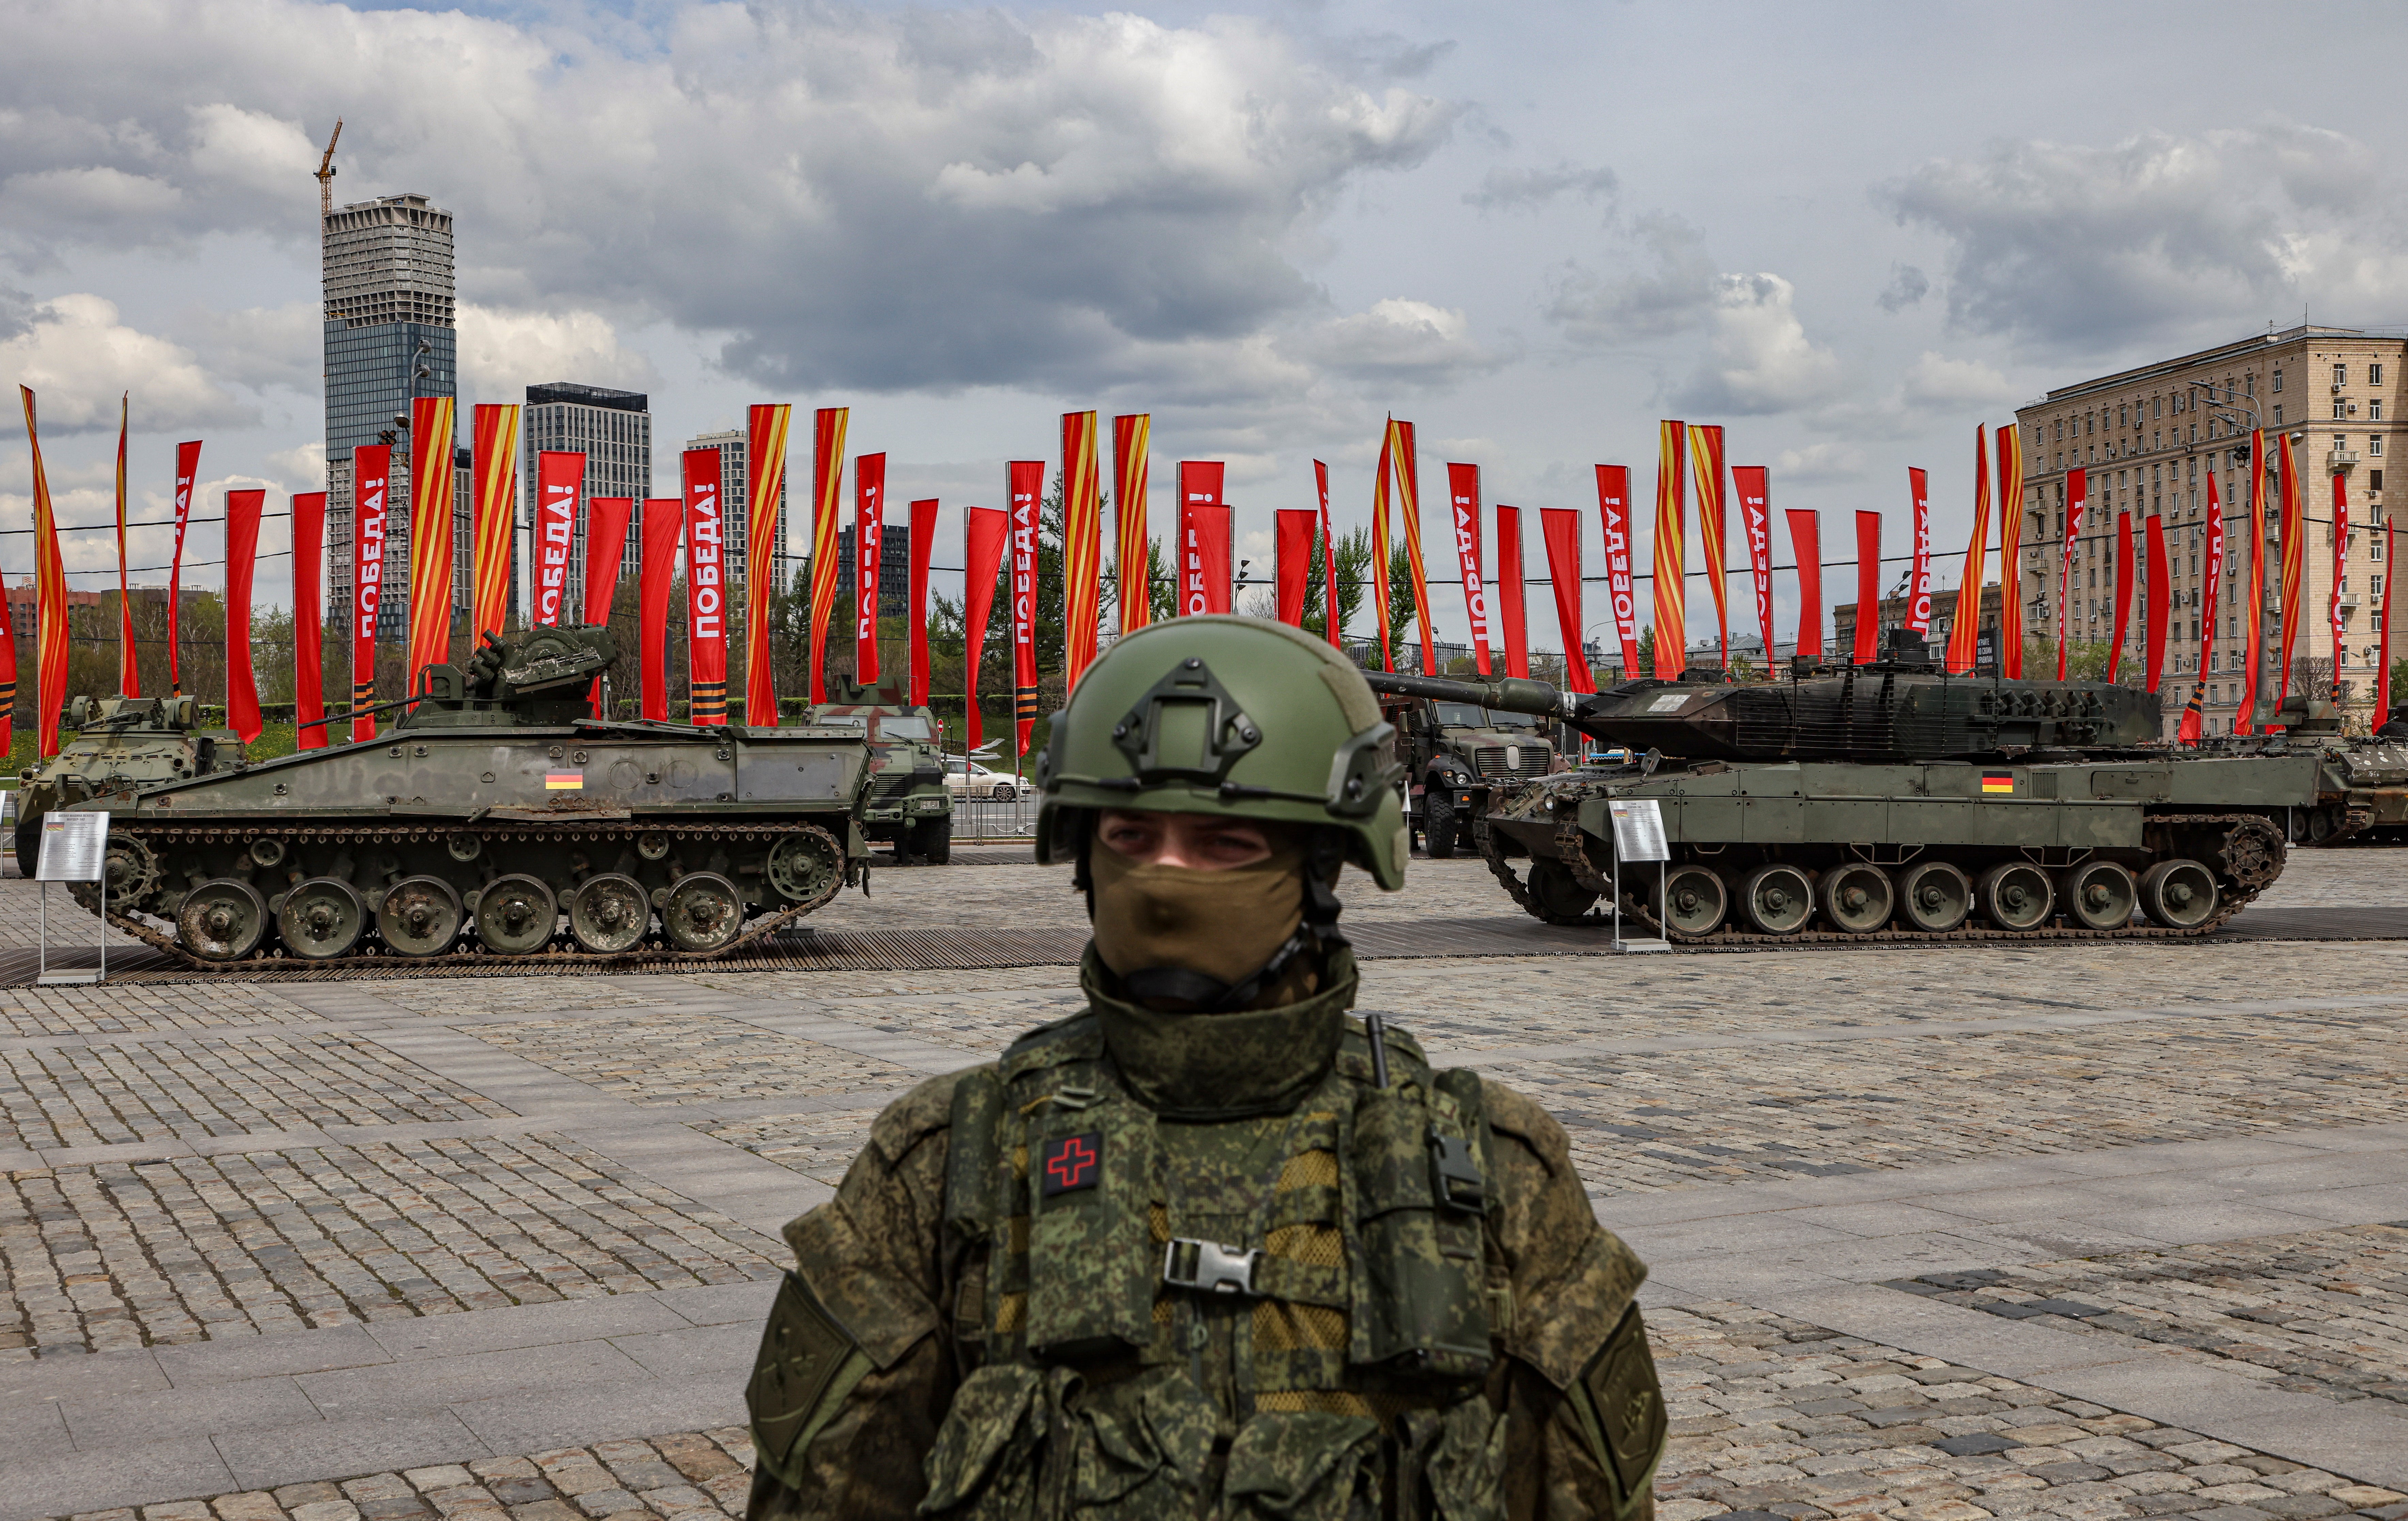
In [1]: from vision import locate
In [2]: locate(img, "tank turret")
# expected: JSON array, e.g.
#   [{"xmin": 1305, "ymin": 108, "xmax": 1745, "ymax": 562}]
[{"xmin": 14, "ymin": 692, "xmax": 241, "ymax": 874}]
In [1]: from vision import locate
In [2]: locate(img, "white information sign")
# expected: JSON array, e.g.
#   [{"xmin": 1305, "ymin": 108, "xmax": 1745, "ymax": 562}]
[
  {"xmin": 1646, "ymin": 692, "xmax": 1688, "ymax": 713},
  {"xmin": 37, "ymin": 811, "xmax": 108, "ymax": 882},
  {"xmin": 1607, "ymin": 799, "xmax": 1668, "ymax": 863}
]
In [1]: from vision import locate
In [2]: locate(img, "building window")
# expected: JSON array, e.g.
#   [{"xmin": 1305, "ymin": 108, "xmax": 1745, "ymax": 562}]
[
  {"xmin": 2336, "ymin": 400, "xmax": 2349, "ymax": 421},
  {"xmin": 2372, "ymin": 401, "xmax": 2384, "ymax": 421},
  {"xmin": 2373, "ymin": 363, "xmax": 2385, "ymax": 386},
  {"xmin": 2374, "ymin": 469, "xmax": 2386, "ymax": 492},
  {"xmin": 2247, "ymin": 374, "xmax": 2255, "ymax": 398},
  {"xmin": 2337, "ymin": 364, "xmax": 2350, "ymax": 387},
  {"xmin": 2374, "ymin": 435, "xmax": 2386, "ymax": 457},
  {"xmin": 2273, "ymin": 369, "xmax": 2283, "ymax": 393},
  {"xmin": 2274, "ymin": 405, "xmax": 2283, "ymax": 425}
]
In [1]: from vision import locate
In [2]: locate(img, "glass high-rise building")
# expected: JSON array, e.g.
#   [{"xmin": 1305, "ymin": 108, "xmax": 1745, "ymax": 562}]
[
  {"xmin": 684, "ymin": 428, "xmax": 791, "ymax": 595},
  {"xmin": 322, "ymin": 192, "xmax": 465, "ymax": 643},
  {"xmin": 523, "ymin": 383, "xmax": 651, "ymax": 616}
]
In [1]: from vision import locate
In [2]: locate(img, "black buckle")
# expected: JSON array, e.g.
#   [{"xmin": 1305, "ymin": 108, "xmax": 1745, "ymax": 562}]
[{"xmin": 1429, "ymin": 1131, "xmax": 1486, "ymax": 1214}]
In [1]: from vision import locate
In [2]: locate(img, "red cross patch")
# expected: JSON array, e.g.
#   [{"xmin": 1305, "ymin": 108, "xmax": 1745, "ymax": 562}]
[{"xmin": 1040, "ymin": 1132, "xmax": 1102, "ymax": 1196}]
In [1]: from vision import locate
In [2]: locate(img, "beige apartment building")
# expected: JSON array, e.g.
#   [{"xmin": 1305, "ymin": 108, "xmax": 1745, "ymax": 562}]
[{"xmin": 2014, "ymin": 323, "xmax": 2403, "ymax": 736}]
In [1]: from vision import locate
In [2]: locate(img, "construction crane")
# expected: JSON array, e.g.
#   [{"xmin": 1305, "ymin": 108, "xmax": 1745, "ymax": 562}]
[{"xmin": 315, "ymin": 118, "xmax": 342, "ymax": 222}]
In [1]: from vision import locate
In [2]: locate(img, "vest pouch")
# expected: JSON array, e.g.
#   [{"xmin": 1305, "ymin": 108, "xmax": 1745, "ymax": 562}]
[
  {"xmin": 1395, "ymin": 1396, "xmax": 1508, "ymax": 1521},
  {"xmin": 1223, "ymin": 1409, "xmax": 1381, "ymax": 1521},
  {"xmin": 1025, "ymin": 1100, "xmax": 1158, "ymax": 1361},
  {"xmin": 1065, "ymin": 1365, "xmax": 1217, "ymax": 1515},
  {"xmin": 919, "ymin": 1363, "xmax": 1050, "ymax": 1520},
  {"xmin": 1347, "ymin": 1085, "xmax": 1492, "ymax": 1380}
]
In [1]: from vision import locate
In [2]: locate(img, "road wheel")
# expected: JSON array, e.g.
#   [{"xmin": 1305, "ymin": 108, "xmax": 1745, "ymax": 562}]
[
  {"xmin": 766, "ymin": 828, "xmax": 845, "ymax": 907},
  {"xmin": 663, "ymin": 871, "xmax": 745, "ymax": 952},
  {"xmin": 911, "ymin": 816, "xmax": 953, "ymax": 865},
  {"xmin": 474, "ymin": 873, "xmax": 558, "ymax": 954},
  {"xmin": 1425, "ymin": 789, "xmax": 1458, "ymax": 858},
  {"xmin": 1739, "ymin": 864, "xmax": 1815, "ymax": 935},
  {"xmin": 1660, "ymin": 863, "xmax": 1728, "ymax": 937},
  {"xmin": 378, "ymin": 875, "xmax": 464, "ymax": 957},
  {"xmin": 569, "ymin": 873, "xmax": 650, "ymax": 953},
  {"xmin": 2138, "ymin": 858, "xmax": 2218, "ymax": 929},
  {"xmin": 1819, "ymin": 862, "xmax": 1894, "ymax": 934},
  {"xmin": 1526, "ymin": 858, "xmax": 1600, "ymax": 921},
  {"xmin": 1976, "ymin": 862, "xmax": 2054, "ymax": 931},
  {"xmin": 1896, "ymin": 860, "xmax": 1973, "ymax": 932},
  {"xmin": 179, "ymin": 878, "xmax": 269, "ymax": 962},
  {"xmin": 2059, "ymin": 860, "xmax": 2137, "ymax": 931},
  {"xmin": 277, "ymin": 877, "xmax": 367, "ymax": 960}
]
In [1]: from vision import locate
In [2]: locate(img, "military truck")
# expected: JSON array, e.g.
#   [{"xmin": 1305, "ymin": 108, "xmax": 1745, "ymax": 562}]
[
  {"xmin": 808, "ymin": 678, "xmax": 954, "ymax": 864},
  {"xmin": 14, "ymin": 694, "xmax": 244, "ymax": 876},
  {"xmin": 1374, "ymin": 684, "xmax": 1556, "ymax": 858}
]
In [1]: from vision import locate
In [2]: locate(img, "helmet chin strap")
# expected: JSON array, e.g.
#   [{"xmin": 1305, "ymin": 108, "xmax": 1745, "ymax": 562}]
[{"xmin": 1093, "ymin": 826, "xmax": 1350, "ymax": 1014}]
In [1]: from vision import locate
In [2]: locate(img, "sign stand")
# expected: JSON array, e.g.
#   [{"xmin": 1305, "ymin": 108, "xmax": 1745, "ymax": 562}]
[
  {"xmin": 1607, "ymin": 799, "xmax": 1672, "ymax": 954},
  {"xmin": 36, "ymin": 811, "xmax": 109, "ymax": 986}
]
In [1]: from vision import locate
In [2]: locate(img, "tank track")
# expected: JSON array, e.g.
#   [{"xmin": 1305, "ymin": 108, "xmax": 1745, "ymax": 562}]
[
  {"xmin": 1473, "ymin": 802, "xmax": 2285, "ymax": 949},
  {"xmin": 92, "ymin": 819, "xmax": 851, "ymax": 972}
]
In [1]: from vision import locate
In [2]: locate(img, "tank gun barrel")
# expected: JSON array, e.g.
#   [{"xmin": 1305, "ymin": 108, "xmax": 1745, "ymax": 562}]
[{"xmin": 1362, "ymin": 671, "xmax": 1566, "ymax": 718}]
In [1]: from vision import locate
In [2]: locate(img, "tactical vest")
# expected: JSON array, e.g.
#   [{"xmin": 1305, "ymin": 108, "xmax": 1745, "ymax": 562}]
[{"xmin": 924, "ymin": 1004, "xmax": 1511, "ymax": 1519}]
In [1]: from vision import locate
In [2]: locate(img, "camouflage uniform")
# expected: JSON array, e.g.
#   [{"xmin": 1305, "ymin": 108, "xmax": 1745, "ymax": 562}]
[{"xmin": 746, "ymin": 619, "xmax": 1665, "ymax": 1519}]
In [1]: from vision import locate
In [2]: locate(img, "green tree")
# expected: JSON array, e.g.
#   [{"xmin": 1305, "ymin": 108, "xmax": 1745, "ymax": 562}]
[{"xmin": 1386, "ymin": 545, "xmax": 1421, "ymax": 664}]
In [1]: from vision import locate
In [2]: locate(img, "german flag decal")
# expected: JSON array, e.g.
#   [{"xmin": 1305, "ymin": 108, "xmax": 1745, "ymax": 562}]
[
  {"xmin": 1981, "ymin": 772, "xmax": 2016, "ymax": 794},
  {"xmin": 545, "ymin": 772, "xmax": 584, "ymax": 790}
]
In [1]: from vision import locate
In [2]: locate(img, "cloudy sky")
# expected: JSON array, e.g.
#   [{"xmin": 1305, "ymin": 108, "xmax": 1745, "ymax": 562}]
[{"xmin": 7, "ymin": 0, "xmax": 2408, "ymax": 653}]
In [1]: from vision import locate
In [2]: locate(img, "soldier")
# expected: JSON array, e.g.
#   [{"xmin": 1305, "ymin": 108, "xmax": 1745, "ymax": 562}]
[{"xmin": 744, "ymin": 616, "xmax": 1665, "ymax": 1520}]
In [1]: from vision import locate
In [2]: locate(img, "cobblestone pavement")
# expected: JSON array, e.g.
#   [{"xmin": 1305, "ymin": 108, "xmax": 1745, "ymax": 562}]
[
  {"xmin": 1892, "ymin": 1224, "xmax": 2408, "ymax": 1412},
  {"xmin": 1655, "ymin": 1304, "xmax": 2408, "ymax": 1521},
  {"xmin": 463, "ymin": 1014, "xmax": 920, "ymax": 1105},
  {"xmin": 0, "ymin": 1134, "xmax": 781, "ymax": 1359}
]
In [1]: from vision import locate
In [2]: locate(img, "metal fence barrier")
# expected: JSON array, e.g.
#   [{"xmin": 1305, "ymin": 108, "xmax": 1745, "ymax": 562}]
[{"xmin": 952, "ymin": 793, "xmax": 1038, "ymax": 839}]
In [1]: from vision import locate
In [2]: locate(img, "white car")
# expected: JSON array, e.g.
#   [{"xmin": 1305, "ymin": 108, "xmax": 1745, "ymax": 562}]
[{"xmin": 942, "ymin": 758, "xmax": 1027, "ymax": 801}]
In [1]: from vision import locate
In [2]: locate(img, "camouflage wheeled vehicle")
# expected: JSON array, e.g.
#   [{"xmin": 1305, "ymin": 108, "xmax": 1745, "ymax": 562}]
[
  {"xmin": 1373, "ymin": 681, "xmax": 1555, "ymax": 858},
  {"xmin": 14, "ymin": 694, "xmax": 244, "ymax": 876},
  {"xmin": 71, "ymin": 625, "xmax": 877, "ymax": 967},
  {"xmin": 811, "ymin": 679, "xmax": 953, "ymax": 863},
  {"xmin": 1373, "ymin": 631, "xmax": 2309, "ymax": 945}
]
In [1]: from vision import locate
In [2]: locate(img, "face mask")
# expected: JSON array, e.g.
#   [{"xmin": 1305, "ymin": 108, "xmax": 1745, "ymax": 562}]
[{"xmin": 1089, "ymin": 839, "xmax": 1305, "ymax": 1007}]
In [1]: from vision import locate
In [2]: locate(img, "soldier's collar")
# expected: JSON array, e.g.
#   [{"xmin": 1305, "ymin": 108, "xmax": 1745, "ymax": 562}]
[{"xmin": 1080, "ymin": 944, "xmax": 1356, "ymax": 1121}]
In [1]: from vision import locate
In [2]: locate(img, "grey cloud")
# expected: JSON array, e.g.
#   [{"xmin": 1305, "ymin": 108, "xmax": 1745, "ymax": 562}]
[
  {"xmin": 1878, "ymin": 121, "xmax": 2408, "ymax": 350},
  {"xmin": 1877, "ymin": 263, "xmax": 1928, "ymax": 312},
  {"xmin": 1287, "ymin": 298, "xmax": 1510, "ymax": 387},
  {"xmin": 1464, "ymin": 162, "xmax": 1616, "ymax": 212},
  {"xmin": 0, "ymin": 1, "xmax": 1460, "ymax": 399},
  {"xmin": 1544, "ymin": 213, "xmax": 1719, "ymax": 344}
]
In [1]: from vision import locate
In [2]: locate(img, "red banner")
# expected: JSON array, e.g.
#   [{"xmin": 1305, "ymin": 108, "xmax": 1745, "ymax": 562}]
[
  {"xmin": 351, "ymin": 444, "xmax": 391, "ymax": 740},
  {"xmin": 1391, "ymin": 420, "xmax": 1437, "ymax": 673},
  {"xmin": 2237, "ymin": 438, "xmax": 2266, "ymax": 732},
  {"xmin": 406, "ymin": 395, "xmax": 457, "ymax": 691},
  {"xmin": 1906, "ymin": 467, "xmax": 1932, "ymax": 635},
  {"xmin": 2180, "ymin": 474, "xmax": 2226, "ymax": 746},
  {"xmin": 639, "ymin": 498, "xmax": 681, "ymax": 721},
  {"xmin": 1114, "ymin": 414, "xmax": 1151, "ymax": 634},
  {"xmin": 1653, "ymin": 422, "xmax": 1686, "ymax": 678},
  {"xmin": 1854, "ymin": 510, "xmax": 1881, "ymax": 664},
  {"xmin": 224, "ymin": 488, "xmax": 264, "ymax": 742},
  {"xmin": 746, "ymin": 404, "xmax": 790, "ymax": 724},
  {"xmin": 169, "ymin": 439, "xmax": 201, "ymax": 694},
  {"xmin": 2380, "ymin": 520, "xmax": 2396, "ymax": 723},
  {"xmin": 2106, "ymin": 510, "xmax": 2135, "ymax": 682},
  {"xmin": 2330, "ymin": 470, "xmax": 2351, "ymax": 703},
  {"xmin": 1176, "ymin": 462, "xmax": 1229, "ymax": 616},
  {"xmin": 1275, "ymin": 509, "xmax": 1315, "ymax": 626},
  {"xmin": 2145, "ymin": 514, "xmax": 2170, "ymax": 693},
  {"xmin": 2277, "ymin": 433, "xmax": 2305, "ymax": 714},
  {"xmin": 1371, "ymin": 428, "xmax": 1395, "ymax": 670},
  {"xmin": 908, "ymin": 498, "xmax": 937, "ymax": 708},
  {"xmin": 1061, "ymin": 412, "xmax": 1103, "ymax": 686},
  {"xmin": 1009, "ymin": 460, "xmax": 1044, "ymax": 757},
  {"xmin": 293, "ymin": 491, "xmax": 326, "ymax": 749},
  {"xmin": 1945, "ymin": 428, "xmax": 1990, "ymax": 675},
  {"xmin": 1595, "ymin": 465, "xmax": 1639, "ymax": 682},
  {"xmin": 1315, "ymin": 460, "xmax": 1339, "ymax": 645},
  {"xmin": 964, "ymin": 506, "xmax": 1008, "ymax": 755},
  {"xmin": 1996, "ymin": 424, "xmax": 2026, "ymax": 677},
  {"xmin": 471, "ymin": 404, "xmax": 517, "ymax": 642},
  {"xmin": 1445, "ymin": 462, "xmax": 1491, "ymax": 674},
  {"xmin": 1538, "ymin": 507, "xmax": 1592, "ymax": 693},
  {"xmin": 1732, "ymin": 465, "xmax": 1773, "ymax": 666},
  {"xmin": 1495, "ymin": 504, "xmax": 1528, "ymax": 679},
  {"xmin": 684, "ymin": 449, "xmax": 729, "ymax": 724},
  {"xmin": 533, "ymin": 450, "xmax": 584, "ymax": 627},
  {"xmin": 20, "ymin": 387, "xmax": 67, "ymax": 758},
  {"xmin": 807, "ymin": 407, "xmax": 847, "ymax": 703},
  {"xmin": 1688, "ymin": 424, "xmax": 1728, "ymax": 664},
  {"xmin": 2059, "ymin": 466, "xmax": 2088, "ymax": 679},
  {"xmin": 114, "ymin": 395, "xmax": 136, "ymax": 696},
  {"xmin": 855, "ymin": 451, "xmax": 887, "ymax": 685},
  {"xmin": 1786, "ymin": 509, "xmax": 1822, "ymax": 664},
  {"xmin": 584, "ymin": 496, "xmax": 633, "ymax": 716}
]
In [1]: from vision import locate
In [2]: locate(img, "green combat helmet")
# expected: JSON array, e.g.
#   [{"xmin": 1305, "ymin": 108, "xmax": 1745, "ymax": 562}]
[{"xmin": 1035, "ymin": 614, "xmax": 1408, "ymax": 883}]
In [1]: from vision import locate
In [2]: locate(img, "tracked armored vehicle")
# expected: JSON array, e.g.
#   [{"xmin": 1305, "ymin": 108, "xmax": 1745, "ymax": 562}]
[
  {"xmin": 71, "ymin": 625, "xmax": 875, "ymax": 967},
  {"xmin": 14, "ymin": 695, "xmax": 243, "ymax": 875},
  {"xmin": 1367, "ymin": 630, "xmax": 2313, "ymax": 944}
]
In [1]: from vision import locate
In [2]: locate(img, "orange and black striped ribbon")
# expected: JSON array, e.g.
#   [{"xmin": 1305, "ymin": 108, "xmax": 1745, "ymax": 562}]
[
  {"xmin": 1014, "ymin": 685, "xmax": 1041, "ymax": 721},
  {"xmin": 691, "ymin": 680, "xmax": 728, "ymax": 719},
  {"xmin": 0, "ymin": 679, "xmax": 14, "ymax": 722}
]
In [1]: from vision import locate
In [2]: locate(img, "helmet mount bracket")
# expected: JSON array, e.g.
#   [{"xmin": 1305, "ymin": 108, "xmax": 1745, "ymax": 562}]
[{"xmin": 1110, "ymin": 658, "xmax": 1262, "ymax": 786}]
